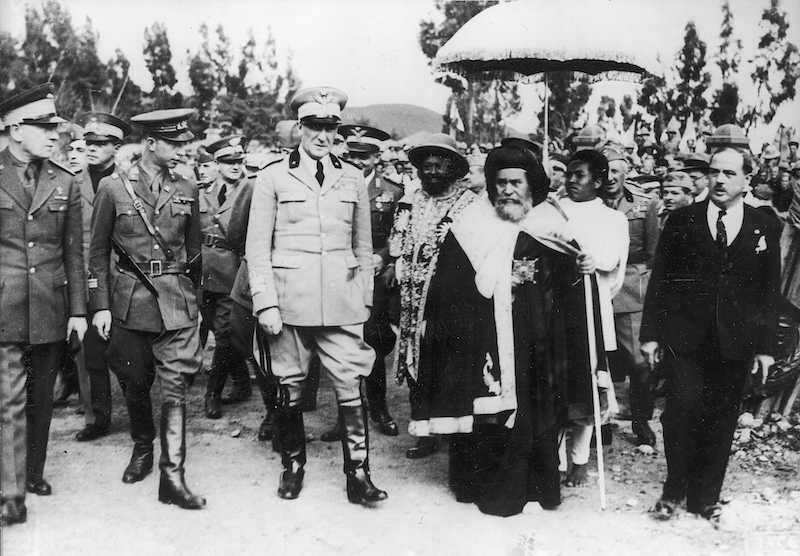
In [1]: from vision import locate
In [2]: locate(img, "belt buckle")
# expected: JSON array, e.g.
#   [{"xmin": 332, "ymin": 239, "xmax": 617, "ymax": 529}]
[{"xmin": 150, "ymin": 260, "xmax": 162, "ymax": 276}]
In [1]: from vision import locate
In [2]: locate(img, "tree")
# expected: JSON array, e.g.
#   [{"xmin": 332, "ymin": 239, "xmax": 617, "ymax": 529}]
[
  {"xmin": 710, "ymin": 1, "xmax": 743, "ymax": 126},
  {"xmin": 143, "ymin": 22, "xmax": 181, "ymax": 109},
  {"xmin": 639, "ymin": 21, "xmax": 711, "ymax": 138},
  {"xmin": 537, "ymin": 73, "xmax": 592, "ymax": 140},
  {"xmin": 740, "ymin": 0, "xmax": 800, "ymax": 131},
  {"xmin": 419, "ymin": 1, "xmax": 524, "ymax": 144}
]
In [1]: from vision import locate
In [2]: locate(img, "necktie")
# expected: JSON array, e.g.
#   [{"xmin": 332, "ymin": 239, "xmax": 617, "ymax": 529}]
[
  {"xmin": 217, "ymin": 183, "xmax": 227, "ymax": 205},
  {"xmin": 716, "ymin": 209, "xmax": 727, "ymax": 251},
  {"xmin": 151, "ymin": 177, "xmax": 160, "ymax": 197},
  {"xmin": 315, "ymin": 161, "xmax": 324, "ymax": 186},
  {"xmin": 22, "ymin": 164, "xmax": 36, "ymax": 205}
]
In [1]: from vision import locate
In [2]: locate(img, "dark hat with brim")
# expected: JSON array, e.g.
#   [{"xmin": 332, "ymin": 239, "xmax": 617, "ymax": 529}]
[
  {"xmin": 131, "ymin": 108, "xmax": 195, "ymax": 142},
  {"xmin": 485, "ymin": 145, "xmax": 549, "ymax": 203},
  {"xmin": 0, "ymin": 83, "xmax": 67, "ymax": 127},
  {"xmin": 195, "ymin": 148, "xmax": 215, "ymax": 164},
  {"xmin": 408, "ymin": 133, "xmax": 469, "ymax": 179},
  {"xmin": 206, "ymin": 135, "xmax": 246, "ymax": 163},
  {"xmin": 663, "ymin": 171, "xmax": 694, "ymax": 192},
  {"xmin": 79, "ymin": 112, "xmax": 131, "ymax": 142},
  {"xmin": 681, "ymin": 152, "xmax": 710, "ymax": 173},
  {"xmin": 340, "ymin": 124, "xmax": 390, "ymax": 154}
]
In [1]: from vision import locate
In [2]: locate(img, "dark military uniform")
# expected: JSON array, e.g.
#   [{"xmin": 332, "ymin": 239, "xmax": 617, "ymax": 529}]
[
  {"xmin": 363, "ymin": 172, "xmax": 403, "ymax": 422},
  {"xmin": 0, "ymin": 150, "xmax": 86, "ymax": 502},
  {"xmin": 605, "ymin": 184, "xmax": 660, "ymax": 442},
  {"xmin": 88, "ymin": 108, "xmax": 205, "ymax": 509},
  {"xmin": 200, "ymin": 174, "xmax": 253, "ymax": 415},
  {"xmin": 0, "ymin": 84, "xmax": 88, "ymax": 526}
]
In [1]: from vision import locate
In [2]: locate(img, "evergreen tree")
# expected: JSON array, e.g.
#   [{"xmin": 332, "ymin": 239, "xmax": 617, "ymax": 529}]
[
  {"xmin": 143, "ymin": 22, "xmax": 181, "ymax": 109},
  {"xmin": 710, "ymin": 1, "xmax": 742, "ymax": 126}
]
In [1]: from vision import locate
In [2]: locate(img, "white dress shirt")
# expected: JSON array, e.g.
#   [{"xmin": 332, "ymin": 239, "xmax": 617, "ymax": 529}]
[{"xmin": 707, "ymin": 198, "xmax": 744, "ymax": 246}]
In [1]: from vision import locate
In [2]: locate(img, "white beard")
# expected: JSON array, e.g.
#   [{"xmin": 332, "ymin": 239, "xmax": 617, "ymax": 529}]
[{"xmin": 495, "ymin": 200, "xmax": 530, "ymax": 223}]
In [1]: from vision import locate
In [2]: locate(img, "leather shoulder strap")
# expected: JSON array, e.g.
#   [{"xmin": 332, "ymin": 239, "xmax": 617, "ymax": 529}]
[{"xmin": 118, "ymin": 172, "xmax": 175, "ymax": 260}]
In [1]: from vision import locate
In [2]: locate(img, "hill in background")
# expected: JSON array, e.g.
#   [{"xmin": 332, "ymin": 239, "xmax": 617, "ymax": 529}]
[{"xmin": 341, "ymin": 104, "xmax": 444, "ymax": 140}]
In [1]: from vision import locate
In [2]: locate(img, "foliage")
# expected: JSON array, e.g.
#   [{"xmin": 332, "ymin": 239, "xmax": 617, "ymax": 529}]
[
  {"xmin": 639, "ymin": 22, "xmax": 711, "ymax": 136},
  {"xmin": 419, "ymin": 0, "xmax": 524, "ymax": 143},
  {"xmin": 143, "ymin": 22, "xmax": 182, "ymax": 109},
  {"xmin": 710, "ymin": 1, "xmax": 742, "ymax": 126},
  {"xmin": 740, "ymin": 0, "xmax": 800, "ymax": 131},
  {"xmin": 537, "ymin": 73, "xmax": 592, "ymax": 140}
]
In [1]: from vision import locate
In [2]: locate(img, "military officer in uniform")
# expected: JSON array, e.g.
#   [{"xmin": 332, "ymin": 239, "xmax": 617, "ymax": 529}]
[
  {"xmin": 320, "ymin": 124, "xmax": 403, "ymax": 441},
  {"xmin": 200, "ymin": 135, "xmax": 252, "ymax": 419},
  {"xmin": 0, "ymin": 84, "xmax": 88, "ymax": 525},
  {"xmin": 247, "ymin": 87, "xmax": 387, "ymax": 504},
  {"xmin": 89, "ymin": 109, "xmax": 206, "ymax": 509},
  {"xmin": 600, "ymin": 147, "xmax": 660, "ymax": 446},
  {"xmin": 70, "ymin": 112, "xmax": 132, "ymax": 442},
  {"xmin": 194, "ymin": 147, "xmax": 217, "ymax": 348}
]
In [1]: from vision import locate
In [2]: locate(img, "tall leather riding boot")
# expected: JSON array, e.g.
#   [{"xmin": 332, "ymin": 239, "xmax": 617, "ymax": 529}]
[
  {"xmin": 204, "ymin": 347, "xmax": 230, "ymax": 418},
  {"xmin": 255, "ymin": 363, "xmax": 278, "ymax": 441},
  {"xmin": 276, "ymin": 406, "xmax": 306, "ymax": 500},
  {"xmin": 222, "ymin": 346, "xmax": 252, "ymax": 405},
  {"xmin": 122, "ymin": 389, "xmax": 156, "ymax": 484},
  {"xmin": 296, "ymin": 355, "xmax": 320, "ymax": 412},
  {"xmin": 365, "ymin": 358, "xmax": 399, "ymax": 436},
  {"xmin": 339, "ymin": 404, "xmax": 388, "ymax": 505},
  {"xmin": 158, "ymin": 402, "xmax": 206, "ymax": 509}
]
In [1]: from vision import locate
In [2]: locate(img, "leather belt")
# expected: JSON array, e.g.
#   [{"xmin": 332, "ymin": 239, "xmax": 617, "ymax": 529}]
[
  {"xmin": 119, "ymin": 259, "xmax": 187, "ymax": 277},
  {"xmin": 203, "ymin": 233, "xmax": 231, "ymax": 250}
]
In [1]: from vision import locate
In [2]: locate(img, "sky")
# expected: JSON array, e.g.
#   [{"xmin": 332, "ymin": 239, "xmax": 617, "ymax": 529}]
[{"xmin": 4, "ymin": 0, "xmax": 800, "ymax": 145}]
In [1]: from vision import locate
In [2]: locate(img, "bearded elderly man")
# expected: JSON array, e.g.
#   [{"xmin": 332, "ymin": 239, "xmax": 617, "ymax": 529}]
[
  {"xmin": 387, "ymin": 133, "xmax": 478, "ymax": 460},
  {"xmin": 247, "ymin": 87, "xmax": 386, "ymax": 505}
]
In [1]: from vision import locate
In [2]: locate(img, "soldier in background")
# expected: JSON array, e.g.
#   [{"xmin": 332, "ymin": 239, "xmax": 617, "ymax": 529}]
[
  {"xmin": 319, "ymin": 125, "xmax": 403, "ymax": 441},
  {"xmin": 194, "ymin": 147, "xmax": 217, "ymax": 348},
  {"xmin": 600, "ymin": 147, "xmax": 660, "ymax": 447},
  {"xmin": 0, "ymin": 84, "xmax": 87, "ymax": 525},
  {"xmin": 200, "ymin": 135, "xmax": 252, "ymax": 419},
  {"xmin": 71, "ymin": 112, "xmax": 132, "ymax": 442},
  {"xmin": 89, "ymin": 109, "xmax": 205, "ymax": 509}
]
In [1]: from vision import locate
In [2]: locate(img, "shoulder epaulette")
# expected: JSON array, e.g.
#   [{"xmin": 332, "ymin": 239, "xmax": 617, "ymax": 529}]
[
  {"xmin": 342, "ymin": 158, "xmax": 360, "ymax": 169},
  {"xmin": 47, "ymin": 158, "xmax": 76, "ymax": 176},
  {"xmin": 264, "ymin": 157, "xmax": 284, "ymax": 169}
]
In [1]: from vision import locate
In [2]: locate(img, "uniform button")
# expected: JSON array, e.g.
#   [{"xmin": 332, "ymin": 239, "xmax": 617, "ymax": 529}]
[
  {"xmin": 155, "ymin": 226, "xmax": 160, "ymax": 232},
  {"xmin": 155, "ymin": 210, "xmax": 160, "ymax": 215},
  {"xmin": 29, "ymin": 267, "xmax": 36, "ymax": 274},
  {"xmin": 154, "ymin": 245, "xmax": 160, "ymax": 250},
  {"xmin": 322, "ymin": 251, "xmax": 327, "ymax": 256},
  {"xmin": 28, "ymin": 215, "xmax": 33, "ymax": 220},
  {"xmin": 214, "ymin": 224, "xmax": 219, "ymax": 228},
  {"xmin": 320, "ymin": 233, "xmax": 327, "ymax": 238},
  {"xmin": 28, "ymin": 242, "xmax": 34, "ymax": 248}
]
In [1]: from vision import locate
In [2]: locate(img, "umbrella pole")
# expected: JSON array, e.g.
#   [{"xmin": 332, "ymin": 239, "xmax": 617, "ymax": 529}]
[
  {"xmin": 543, "ymin": 74, "xmax": 550, "ymax": 170},
  {"xmin": 583, "ymin": 275, "xmax": 607, "ymax": 511}
]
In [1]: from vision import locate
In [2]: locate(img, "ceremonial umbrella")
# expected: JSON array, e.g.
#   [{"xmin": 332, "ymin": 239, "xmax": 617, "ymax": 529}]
[
  {"xmin": 434, "ymin": 0, "xmax": 665, "ymax": 510},
  {"xmin": 434, "ymin": 0, "xmax": 665, "ymax": 161}
]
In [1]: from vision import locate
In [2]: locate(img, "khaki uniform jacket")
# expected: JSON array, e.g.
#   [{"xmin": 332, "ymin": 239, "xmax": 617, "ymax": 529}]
[
  {"xmin": 246, "ymin": 149, "xmax": 373, "ymax": 326},
  {"xmin": 88, "ymin": 163, "xmax": 201, "ymax": 332},
  {"xmin": 199, "ymin": 179, "xmax": 244, "ymax": 294},
  {"xmin": 610, "ymin": 186, "xmax": 659, "ymax": 314},
  {"xmin": 0, "ymin": 149, "xmax": 86, "ymax": 343}
]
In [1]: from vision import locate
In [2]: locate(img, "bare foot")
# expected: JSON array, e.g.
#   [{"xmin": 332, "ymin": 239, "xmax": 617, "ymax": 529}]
[{"xmin": 565, "ymin": 463, "xmax": 588, "ymax": 487}]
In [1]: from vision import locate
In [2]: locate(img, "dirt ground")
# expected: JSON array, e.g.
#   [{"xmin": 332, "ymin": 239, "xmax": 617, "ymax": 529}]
[{"xmin": 3, "ymin": 345, "xmax": 800, "ymax": 556}]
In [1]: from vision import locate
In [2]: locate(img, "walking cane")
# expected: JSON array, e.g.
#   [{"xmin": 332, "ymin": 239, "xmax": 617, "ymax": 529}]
[{"xmin": 583, "ymin": 274, "xmax": 607, "ymax": 511}]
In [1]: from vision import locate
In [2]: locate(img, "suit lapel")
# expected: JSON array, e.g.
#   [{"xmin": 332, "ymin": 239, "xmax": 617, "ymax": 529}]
[
  {"xmin": 287, "ymin": 149, "xmax": 319, "ymax": 193},
  {"xmin": 368, "ymin": 174, "xmax": 382, "ymax": 201},
  {"xmin": 320, "ymin": 161, "xmax": 344, "ymax": 195},
  {"xmin": 79, "ymin": 171, "xmax": 94, "ymax": 208},
  {"xmin": 0, "ymin": 151, "xmax": 29, "ymax": 211},
  {"xmin": 725, "ymin": 207, "xmax": 758, "ymax": 268},
  {"xmin": 29, "ymin": 160, "xmax": 59, "ymax": 214}
]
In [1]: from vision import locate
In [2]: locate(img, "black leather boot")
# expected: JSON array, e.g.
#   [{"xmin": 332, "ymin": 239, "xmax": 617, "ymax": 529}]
[
  {"xmin": 204, "ymin": 347, "xmax": 228, "ymax": 418},
  {"xmin": 277, "ymin": 406, "xmax": 306, "ymax": 500},
  {"xmin": 339, "ymin": 404, "xmax": 387, "ymax": 505},
  {"xmin": 221, "ymin": 347, "xmax": 252, "ymax": 405},
  {"xmin": 158, "ymin": 402, "xmax": 206, "ymax": 509},
  {"xmin": 296, "ymin": 355, "xmax": 320, "ymax": 412},
  {"xmin": 122, "ymin": 389, "xmax": 155, "ymax": 484}
]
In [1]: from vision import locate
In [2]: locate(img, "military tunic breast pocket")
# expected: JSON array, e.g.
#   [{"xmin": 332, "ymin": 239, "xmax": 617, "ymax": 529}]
[
  {"xmin": 335, "ymin": 189, "xmax": 358, "ymax": 223},
  {"xmin": 0, "ymin": 199, "xmax": 14, "ymax": 233},
  {"xmin": 277, "ymin": 191, "xmax": 306, "ymax": 224},
  {"xmin": 171, "ymin": 200, "xmax": 191, "ymax": 222},
  {"xmin": 47, "ymin": 201, "xmax": 68, "ymax": 239},
  {"xmin": 116, "ymin": 203, "xmax": 144, "ymax": 236}
]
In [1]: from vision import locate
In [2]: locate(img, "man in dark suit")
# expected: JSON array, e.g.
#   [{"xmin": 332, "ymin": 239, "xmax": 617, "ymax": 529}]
[
  {"xmin": 641, "ymin": 130, "xmax": 781, "ymax": 522},
  {"xmin": 89, "ymin": 109, "xmax": 206, "ymax": 509},
  {"xmin": 0, "ymin": 84, "xmax": 88, "ymax": 525}
]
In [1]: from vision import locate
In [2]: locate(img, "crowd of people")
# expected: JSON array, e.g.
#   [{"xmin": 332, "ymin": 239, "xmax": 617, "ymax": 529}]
[{"xmin": 0, "ymin": 81, "xmax": 797, "ymax": 530}]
